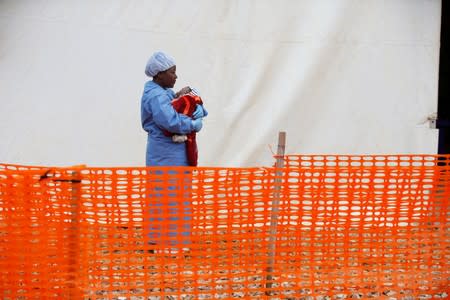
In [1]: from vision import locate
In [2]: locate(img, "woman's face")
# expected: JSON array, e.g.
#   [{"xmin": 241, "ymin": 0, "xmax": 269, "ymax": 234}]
[{"xmin": 156, "ymin": 66, "xmax": 177, "ymax": 88}]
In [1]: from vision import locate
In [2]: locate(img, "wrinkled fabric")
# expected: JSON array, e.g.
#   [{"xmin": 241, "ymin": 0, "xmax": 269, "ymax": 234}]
[
  {"xmin": 162, "ymin": 92, "xmax": 208, "ymax": 166},
  {"xmin": 141, "ymin": 80, "xmax": 195, "ymax": 166},
  {"xmin": 145, "ymin": 51, "xmax": 176, "ymax": 77}
]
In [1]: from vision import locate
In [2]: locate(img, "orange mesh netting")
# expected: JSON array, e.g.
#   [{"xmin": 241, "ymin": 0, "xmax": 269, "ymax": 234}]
[{"xmin": 0, "ymin": 155, "xmax": 449, "ymax": 299}]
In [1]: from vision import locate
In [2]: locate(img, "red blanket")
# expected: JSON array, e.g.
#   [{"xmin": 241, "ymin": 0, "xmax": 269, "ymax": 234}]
[{"xmin": 164, "ymin": 92, "xmax": 203, "ymax": 166}]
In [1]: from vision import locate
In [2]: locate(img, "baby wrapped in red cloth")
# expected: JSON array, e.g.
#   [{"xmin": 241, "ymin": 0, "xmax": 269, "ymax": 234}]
[{"xmin": 163, "ymin": 91, "xmax": 204, "ymax": 166}]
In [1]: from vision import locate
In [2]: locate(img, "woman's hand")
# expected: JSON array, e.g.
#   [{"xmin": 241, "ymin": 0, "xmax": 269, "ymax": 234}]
[{"xmin": 192, "ymin": 105, "xmax": 205, "ymax": 119}]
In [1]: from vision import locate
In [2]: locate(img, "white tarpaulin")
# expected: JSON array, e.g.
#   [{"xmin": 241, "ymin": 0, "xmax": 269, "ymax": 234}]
[{"xmin": 0, "ymin": 0, "xmax": 441, "ymax": 167}]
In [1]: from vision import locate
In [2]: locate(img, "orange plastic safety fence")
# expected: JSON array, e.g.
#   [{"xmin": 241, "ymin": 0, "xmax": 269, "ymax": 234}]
[{"xmin": 0, "ymin": 155, "xmax": 449, "ymax": 299}]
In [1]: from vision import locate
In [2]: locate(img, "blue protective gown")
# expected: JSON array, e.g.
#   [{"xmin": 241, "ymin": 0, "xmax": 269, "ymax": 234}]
[
  {"xmin": 141, "ymin": 80, "xmax": 202, "ymax": 247},
  {"xmin": 141, "ymin": 81, "xmax": 196, "ymax": 166}
]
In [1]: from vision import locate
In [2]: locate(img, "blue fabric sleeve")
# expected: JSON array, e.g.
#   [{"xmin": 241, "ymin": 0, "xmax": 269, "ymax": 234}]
[{"xmin": 150, "ymin": 91, "xmax": 194, "ymax": 134}]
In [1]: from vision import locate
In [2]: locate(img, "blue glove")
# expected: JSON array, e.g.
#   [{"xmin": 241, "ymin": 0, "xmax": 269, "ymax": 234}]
[
  {"xmin": 191, "ymin": 118, "xmax": 203, "ymax": 132},
  {"xmin": 192, "ymin": 105, "xmax": 205, "ymax": 119}
]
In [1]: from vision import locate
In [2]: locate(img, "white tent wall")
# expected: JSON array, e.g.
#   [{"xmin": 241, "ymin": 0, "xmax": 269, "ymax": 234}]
[{"xmin": 0, "ymin": 0, "xmax": 441, "ymax": 167}]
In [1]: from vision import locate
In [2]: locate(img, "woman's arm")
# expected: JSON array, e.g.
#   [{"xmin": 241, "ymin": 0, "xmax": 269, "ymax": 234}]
[{"xmin": 150, "ymin": 92, "xmax": 195, "ymax": 134}]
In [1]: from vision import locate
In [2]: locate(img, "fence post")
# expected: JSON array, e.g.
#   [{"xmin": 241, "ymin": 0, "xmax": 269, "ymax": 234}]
[
  {"xmin": 69, "ymin": 169, "xmax": 82, "ymax": 298},
  {"xmin": 265, "ymin": 131, "xmax": 286, "ymax": 294},
  {"xmin": 52, "ymin": 168, "xmax": 82, "ymax": 298}
]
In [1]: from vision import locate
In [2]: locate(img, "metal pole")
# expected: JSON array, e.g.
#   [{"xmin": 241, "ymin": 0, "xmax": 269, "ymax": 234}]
[{"xmin": 265, "ymin": 131, "xmax": 286, "ymax": 294}]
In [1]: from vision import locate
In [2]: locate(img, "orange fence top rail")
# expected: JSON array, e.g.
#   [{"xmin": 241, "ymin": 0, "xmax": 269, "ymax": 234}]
[{"xmin": 0, "ymin": 155, "xmax": 449, "ymax": 299}]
